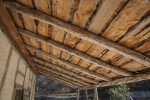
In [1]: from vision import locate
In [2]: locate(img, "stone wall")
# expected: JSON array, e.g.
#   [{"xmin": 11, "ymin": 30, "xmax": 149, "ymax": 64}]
[{"xmin": 0, "ymin": 29, "xmax": 36, "ymax": 100}]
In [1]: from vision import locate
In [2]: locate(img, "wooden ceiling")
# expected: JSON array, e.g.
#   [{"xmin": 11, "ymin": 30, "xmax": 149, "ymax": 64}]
[{"xmin": 1, "ymin": 0, "xmax": 150, "ymax": 89}]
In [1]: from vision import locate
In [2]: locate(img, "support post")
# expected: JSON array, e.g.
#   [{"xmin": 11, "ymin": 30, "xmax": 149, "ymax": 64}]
[
  {"xmin": 77, "ymin": 90, "xmax": 80, "ymax": 100},
  {"xmin": 84, "ymin": 89, "xmax": 88, "ymax": 100},
  {"xmin": 94, "ymin": 87, "xmax": 98, "ymax": 100}
]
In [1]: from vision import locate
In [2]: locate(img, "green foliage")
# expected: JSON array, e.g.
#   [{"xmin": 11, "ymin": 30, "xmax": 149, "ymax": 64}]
[
  {"xmin": 98, "ymin": 84, "xmax": 130, "ymax": 100},
  {"xmin": 108, "ymin": 84, "xmax": 130, "ymax": 99}
]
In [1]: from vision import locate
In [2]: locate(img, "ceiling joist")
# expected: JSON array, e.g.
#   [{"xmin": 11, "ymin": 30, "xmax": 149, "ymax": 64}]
[
  {"xmin": 5, "ymin": 1, "xmax": 150, "ymax": 68},
  {"xmin": 38, "ymin": 68, "xmax": 83, "ymax": 87},
  {"xmin": 79, "ymin": 71, "xmax": 150, "ymax": 90},
  {"xmin": 33, "ymin": 57, "xmax": 98, "ymax": 84},
  {"xmin": 36, "ymin": 63, "xmax": 91, "ymax": 86},
  {"xmin": 39, "ymin": 71, "xmax": 80, "ymax": 88},
  {"xmin": 18, "ymin": 28, "xmax": 133, "ymax": 76},
  {"xmin": 26, "ymin": 44, "xmax": 112, "ymax": 81},
  {"xmin": 39, "ymin": 71, "xmax": 79, "ymax": 88},
  {"xmin": 0, "ymin": 0, "xmax": 38, "ymax": 74}
]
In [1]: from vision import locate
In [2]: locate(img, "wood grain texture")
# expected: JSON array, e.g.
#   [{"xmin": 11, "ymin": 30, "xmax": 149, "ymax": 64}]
[
  {"xmin": 79, "ymin": 71, "xmax": 150, "ymax": 90},
  {"xmin": 102, "ymin": 0, "xmax": 150, "ymax": 41},
  {"xmin": 39, "ymin": 70, "xmax": 79, "ymax": 88},
  {"xmin": 88, "ymin": 0, "xmax": 129, "ymax": 34},
  {"xmin": 19, "ymin": 28, "xmax": 133, "ymax": 76},
  {"xmin": 36, "ymin": 64, "xmax": 90, "ymax": 86},
  {"xmin": 51, "ymin": 0, "xmax": 74, "ymax": 59},
  {"xmin": 34, "ymin": 0, "xmax": 52, "ymax": 62},
  {"xmin": 26, "ymin": 44, "xmax": 112, "ymax": 81},
  {"xmin": 5, "ymin": 2, "xmax": 150, "ymax": 68},
  {"xmin": 39, "ymin": 71, "xmax": 79, "ymax": 88},
  {"xmin": 33, "ymin": 57, "xmax": 98, "ymax": 84},
  {"xmin": 0, "ymin": 0, "xmax": 37, "ymax": 74}
]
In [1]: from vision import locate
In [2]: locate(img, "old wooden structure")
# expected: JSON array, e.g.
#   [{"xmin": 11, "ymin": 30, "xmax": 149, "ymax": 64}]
[{"xmin": 0, "ymin": 0, "xmax": 150, "ymax": 100}]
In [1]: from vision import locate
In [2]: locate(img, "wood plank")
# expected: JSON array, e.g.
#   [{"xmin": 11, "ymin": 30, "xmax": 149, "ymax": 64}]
[
  {"xmin": 26, "ymin": 45, "xmax": 112, "ymax": 81},
  {"xmin": 119, "ymin": 15, "xmax": 150, "ymax": 46},
  {"xmin": 39, "ymin": 70, "xmax": 79, "ymax": 88},
  {"xmin": 65, "ymin": 0, "xmax": 100, "ymax": 70},
  {"xmin": 79, "ymin": 71, "xmax": 150, "ymax": 90},
  {"xmin": 19, "ymin": 28, "xmax": 133, "ymax": 76},
  {"xmin": 17, "ymin": 0, "xmax": 40, "ymax": 58},
  {"xmin": 33, "ymin": 57, "xmax": 98, "ymax": 84},
  {"xmin": 35, "ymin": 93, "xmax": 77, "ymax": 97},
  {"xmin": 38, "ymin": 68, "xmax": 84, "ymax": 87},
  {"xmin": 5, "ymin": 1, "xmax": 150, "ymax": 67},
  {"xmin": 51, "ymin": 0, "xmax": 74, "ymax": 59},
  {"xmin": 36, "ymin": 64, "xmax": 90, "ymax": 86},
  {"xmin": 40, "ymin": 72, "xmax": 78, "ymax": 89},
  {"xmin": 88, "ymin": 0, "xmax": 128, "ymax": 34},
  {"xmin": 102, "ymin": 0, "xmax": 150, "ymax": 42},
  {"xmin": 34, "ymin": 0, "xmax": 52, "ymax": 62},
  {"xmin": 0, "ymin": 1, "xmax": 37, "ymax": 74}
]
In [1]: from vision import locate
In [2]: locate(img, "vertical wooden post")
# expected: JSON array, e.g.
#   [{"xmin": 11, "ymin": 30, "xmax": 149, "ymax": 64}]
[
  {"xmin": 77, "ymin": 90, "xmax": 80, "ymax": 100},
  {"xmin": 94, "ymin": 87, "xmax": 99, "ymax": 100},
  {"xmin": 84, "ymin": 89, "xmax": 88, "ymax": 100}
]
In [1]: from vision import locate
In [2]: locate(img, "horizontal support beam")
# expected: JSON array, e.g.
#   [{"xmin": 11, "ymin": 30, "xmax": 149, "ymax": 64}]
[
  {"xmin": 36, "ymin": 63, "xmax": 90, "ymax": 86},
  {"xmin": 79, "ymin": 71, "xmax": 150, "ymax": 90},
  {"xmin": 39, "ymin": 71, "xmax": 79, "ymax": 88},
  {"xmin": 35, "ymin": 93, "xmax": 77, "ymax": 97},
  {"xmin": 33, "ymin": 57, "xmax": 98, "ymax": 84},
  {"xmin": 18, "ymin": 28, "xmax": 133, "ymax": 76},
  {"xmin": 26, "ymin": 45, "xmax": 112, "ymax": 81},
  {"xmin": 5, "ymin": 1, "xmax": 150, "ymax": 67},
  {"xmin": 0, "ymin": 1, "xmax": 38, "ymax": 74},
  {"xmin": 37, "ymin": 68, "xmax": 84, "ymax": 87}
]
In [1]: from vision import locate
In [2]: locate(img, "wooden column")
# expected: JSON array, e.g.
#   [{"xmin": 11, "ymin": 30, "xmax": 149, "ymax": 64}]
[
  {"xmin": 84, "ymin": 89, "xmax": 88, "ymax": 100},
  {"xmin": 94, "ymin": 87, "xmax": 98, "ymax": 100},
  {"xmin": 77, "ymin": 90, "xmax": 80, "ymax": 100}
]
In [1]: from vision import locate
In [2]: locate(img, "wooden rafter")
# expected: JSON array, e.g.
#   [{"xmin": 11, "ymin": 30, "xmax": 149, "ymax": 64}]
[
  {"xmin": 38, "ymin": 68, "xmax": 84, "ymax": 87},
  {"xmin": 39, "ymin": 71, "xmax": 79, "ymax": 88},
  {"xmin": 18, "ymin": 28, "xmax": 133, "ymax": 76},
  {"xmin": 79, "ymin": 71, "xmax": 150, "ymax": 90},
  {"xmin": 36, "ymin": 63, "xmax": 91, "ymax": 86},
  {"xmin": 33, "ymin": 57, "xmax": 98, "ymax": 84},
  {"xmin": 5, "ymin": 1, "xmax": 150, "ymax": 68},
  {"xmin": 0, "ymin": 0, "xmax": 38, "ymax": 74},
  {"xmin": 26, "ymin": 45, "xmax": 112, "ymax": 81}
]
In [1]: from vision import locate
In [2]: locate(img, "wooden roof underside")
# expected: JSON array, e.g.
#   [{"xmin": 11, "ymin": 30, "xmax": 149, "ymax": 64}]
[{"xmin": 1, "ymin": 0, "xmax": 150, "ymax": 89}]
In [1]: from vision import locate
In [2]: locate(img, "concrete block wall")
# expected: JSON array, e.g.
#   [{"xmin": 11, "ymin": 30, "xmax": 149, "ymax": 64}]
[{"xmin": 0, "ymin": 29, "xmax": 36, "ymax": 100}]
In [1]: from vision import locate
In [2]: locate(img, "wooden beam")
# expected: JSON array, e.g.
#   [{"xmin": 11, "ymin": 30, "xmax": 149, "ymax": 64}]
[
  {"xmin": 35, "ymin": 93, "xmax": 77, "ymax": 97},
  {"xmin": 39, "ymin": 71, "xmax": 79, "ymax": 88},
  {"xmin": 26, "ymin": 45, "xmax": 112, "ymax": 81},
  {"xmin": 84, "ymin": 89, "xmax": 88, "ymax": 100},
  {"xmin": 0, "ymin": 0, "xmax": 38, "ymax": 74},
  {"xmin": 94, "ymin": 87, "xmax": 99, "ymax": 100},
  {"xmin": 36, "ymin": 63, "xmax": 90, "ymax": 86},
  {"xmin": 33, "ymin": 57, "xmax": 98, "ymax": 84},
  {"xmin": 37, "ymin": 68, "xmax": 84, "ymax": 87},
  {"xmin": 77, "ymin": 90, "xmax": 80, "ymax": 100},
  {"xmin": 79, "ymin": 71, "xmax": 150, "ymax": 90},
  {"xmin": 18, "ymin": 28, "xmax": 133, "ymax": 77},
  {"xmin": 5, "ymin": 1, "xmax": 150, "ymax": 67}
]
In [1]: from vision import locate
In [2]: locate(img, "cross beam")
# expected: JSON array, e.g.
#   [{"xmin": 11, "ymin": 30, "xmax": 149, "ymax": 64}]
[
  {"xmin": 5, "ymin": 1, "xmax": 150, "ymax": 67},
  {"xmin": 18, "ymin": 28, "xmax": 133, "ymax": 76}
]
